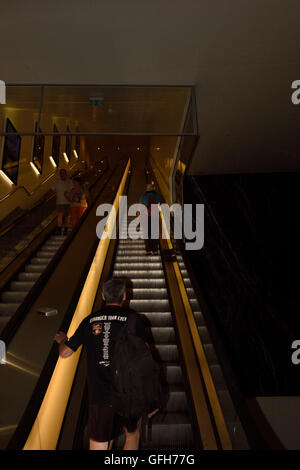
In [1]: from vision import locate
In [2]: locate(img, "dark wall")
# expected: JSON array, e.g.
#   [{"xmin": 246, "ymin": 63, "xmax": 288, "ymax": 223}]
[{"xmin": 184, "ymin": 173, "xmax": 300, "ymax": 396}]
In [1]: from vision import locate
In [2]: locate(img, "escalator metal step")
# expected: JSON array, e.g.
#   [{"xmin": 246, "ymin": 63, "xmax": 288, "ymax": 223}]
[
  {"xmin": 146, "ymin": 327, "xmax": 176, "ymax": 343},
  {"xmin": 24, "ymin": 265, "xmax": 47, "ymax": 273},
  {"xmin": 114, "ymin": 262, "xmax": 162, "ymax": 270},
  {"xmin": 116, "ymin": 249, "xmax": 151, "ymax": 255},
  {"xmin": 115, "ymin": 256, "xmax": 160, "ymax": 263},
  {"xmin": 141, "ymin": 412, "xmax": 194, "ymax": 449},
  {"xmin": 18, "ymin": 272, "xmax": 41, "ymax": 281},
  {"xmin": 128, "ymin": 278, "xmax": 166, "ymax": 288},
  {"xmin": 1, "ymin": 291, "xmax": 28, "ymax": 303},
  {"xmin": 209, "ymin": 364, "xmax": 226, "ymax": 391},
  {"xmin": 30, "ymin": 257, "xmax": 52, "ymax": 265},
  {"xmin": 130, "ymin": 288, "xmax": 168, "ymax": 300},
  {"xmin": 194, "ymin": 311, "xmax": 205, "ymax": 326},
  {"xmin": 217, "ymin": 390, "xmax": 238, "ymax": 423},
  {"xmin": 39, "ymin": 246, "xmax": 58, "ymax": 253},
  {"xmin": 160, "ymin": 363, "xmax": 183, "ymax": 385},
  {"xmin": 118, "ymin": 240, "xmax": 145, "ymax": 245},
  {"xmin": 139, "ymin": 312, "xmax": 173, "ymax": 327},
  {"xmin": 10, "ymin": 281, "xmax": 35, "ymax": 291},
  {"xmin": 113, "ymin": 270, "xmax": 164, "ymax": 279},
  {"xmin": 0, "ymin": 303, "xmax": 21, "ymax": 315},
  {"xmin": 129, "ymin": 299, "xmax": 170, "ymax": 312},
  {"xmin": 163, "ymin": 384, "xmax": 188, "ymax": 412},
  {"xmin": 150, "ymin": 344, "xmax": 179, "ymax": 362},
  {"xmin": 197, "ymin": 326, "xmax": 211, "ymax": 344},
  {"xmin": 203, "ymin": 344, "xmax": 218, "ymax": 365},
  {"xmin": 36, "ymin": 251, "xmax": 56, "ymax": 258},
  {"xmin": 44, "ymin": 240, "xmax": 64, "ymax": 245},
  {"xmin": 50, "ymin": 236, "xmax": 66, "ymax": 241}
]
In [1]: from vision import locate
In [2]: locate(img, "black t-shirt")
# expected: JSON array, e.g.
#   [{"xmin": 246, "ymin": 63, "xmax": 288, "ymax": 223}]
[{"xmin": 66, "ymin": 305, "xmax": 147, "ymax": 404}]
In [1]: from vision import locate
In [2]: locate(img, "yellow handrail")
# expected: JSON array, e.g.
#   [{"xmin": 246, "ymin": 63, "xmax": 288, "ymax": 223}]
[
  {"xmin": 23, "ymin": 159, "xmax": 130, "ymax": 450},
  {"xmin": 160, "ymin": 206, "xmax": 232, "ymax": 450}
]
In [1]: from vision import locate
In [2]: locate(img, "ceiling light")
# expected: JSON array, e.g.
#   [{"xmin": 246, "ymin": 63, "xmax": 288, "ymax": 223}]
[
  {"xmin": 63, "ymin": 152, "xmax": 69, "ymax": 163},
  {"xmin": 73, "ymin": 150, "xmax": 79, "ymax": 159},
  {"xmin": 0, "ymin": 170, "xmax": 13, "ymax": 185},
  {"xmin": 30, "ymin": 161, "xmax": 40, "ymax": 175},
  {"xmin": 49, "ymin": 156, "xmax": 57, "ymax": 168}
]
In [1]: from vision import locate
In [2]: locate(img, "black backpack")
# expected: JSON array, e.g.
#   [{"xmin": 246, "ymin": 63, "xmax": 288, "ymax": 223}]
[{"xmin": 110, "ymin": 312, "xmax": 163, "ymax": 420}]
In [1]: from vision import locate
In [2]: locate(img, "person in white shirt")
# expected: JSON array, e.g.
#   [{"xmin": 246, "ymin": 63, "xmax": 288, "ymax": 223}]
[{"xmin": 52, "ymin": 169, "xmax": 72, "ymax": 235}]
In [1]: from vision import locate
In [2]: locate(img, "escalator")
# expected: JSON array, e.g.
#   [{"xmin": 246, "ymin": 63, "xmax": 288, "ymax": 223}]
[
  {"xmin": 0, "ymin": 162, "xmax": 126, "ymax": 450},
  {"xmin": 111, "ymin": 218, "xmax": 195, "ymax": 449},
  {"xmin": 57, "ymin": 168, "xmax": 250, "ymax": 451},
  {"xmin": 7, "ymin": 160, "xmax": 252, "ymax": 451},
  {"xmin": 0, "ymin": 233, "xmax": 67, "ymax": 333},
  {"xmin": 0, "ymin": 166, "xmax": 109, "ymax": 339}
]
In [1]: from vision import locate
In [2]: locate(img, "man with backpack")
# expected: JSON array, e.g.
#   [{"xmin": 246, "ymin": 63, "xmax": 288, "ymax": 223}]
[
  {"xmin": 54, "ymin": 278, "xmax": 161, "ymax": 450},
  {"xmin": 139, "ymin": 183, "xmax": 163, "ymax": 254}
]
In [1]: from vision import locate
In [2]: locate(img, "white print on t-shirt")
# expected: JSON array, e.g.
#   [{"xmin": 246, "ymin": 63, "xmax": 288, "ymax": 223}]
[
  {"xmin": 103, "ymin": 322, "xmax": 111, "ymax": 364},
  {"xmin": 90, "ymin": 314, "xmax": 127, "ymax": 323},
  {"xmin": 90, "ymin": 315, "xmax": 107, "ymax": 322}
]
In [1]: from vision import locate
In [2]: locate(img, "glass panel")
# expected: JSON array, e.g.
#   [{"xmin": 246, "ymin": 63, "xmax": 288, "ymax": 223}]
[
  {"xmin": 0, "ymin": 86, "xmax": 42, "ymax": 134},
  {"xmin": 0, "ymin": 85, "xmax": 197, "ymax": 136}
]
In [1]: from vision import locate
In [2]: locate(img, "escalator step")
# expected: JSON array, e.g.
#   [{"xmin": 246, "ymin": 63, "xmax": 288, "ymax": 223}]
[
  {"xmin": 0, "ymin": 303, "xmax": 21, "ymax": 316},
  {"xmin": 18, "ymin": 272, "xmax": 41, "ymax": 281},
  {"xmin": 115, "ymin": 256, "xmax": 160, "ymax": 263},
  {"xmin": 1, "ymin": 291, "xmax": 28, "ymax": 303},
  {"xmin": 44, "ymin": 240, "xmax": 64, "ymax": 246},
  {"xmin": 118, "ymin": 240, "xmax": 145, "ymax": 245},
  {"xmin": 113, "ymin": 412, "xmax": 193, "ymax": 450},
  {"xmin": 197, "ymin": 326, "xmax": 211, "ymax": 344},
  {"xmin": 139, "ymin": 312, "xmax": 173, "ymax": 327},
  {"xmin": 116, "ymin": 249, "xmax": 151, "ymax": 255},
  {"xmin": 182, "ymin": 279, "xmax": 192, "ymax": 288},
  {"xmin": 129, "ymin": 288, "xmax": 168, "ymax": 300},
  {"xmin": 146, "ymin": 327, "xmax": 176, "ymax": 343},
  {"xmin": 36, "ymin": 251, "xmax": 56, "ymax": 258},
  {"xmin": 39, "ymin": 246, "xmax": 58, "ymax": 253},
  {"xmin": 24, "ymin": 264, "xmax": 47, "ymax": 273},
  {"xmin": 203, "ymin": 344, "xmax": 218, "ymax": 365},
  {"xmin": 194, "ymin": 311, "xmax": 205, "ymax": 326},
  {"xmin": 10, "ymin": 281, "xmax": 35, "ymax": 291},
  {"xmin": 128, "ymin": 279, "xmax": 166, "ymax": 288},
  {"xmin": 114, "ymin": 262, "xmax": 162, "ymax": 270},
  {"xmin": 50, "ymin": 236, "xmax": 66, "ymax": 241},
  {"xmin": 209, "ymin": 364, "xmax": 226, "ymax": 391},
  {"xmin": 217, "ymin": 390, "xmax": 238, "ymax": 423},
  {"xmin": 163, "ymin": 384, "xmax": 188, "ymax": 412},
  {"xmin": 30, "ymin": 257, "xmax": 52, "ymax": 265},
  {"xmin": 129, "ymin": 299, "xmax": 170, "ymax": 312},
  {"xmin": 141, "ymin": 412, "xmax": 194, "ymax": 449},
  {"xmin": 113, "ymin": 270, "xmax": 164, "ymax": 279},
  {"xmin": 150, "ymin": 344, "xmax": 179, "ymax": 362},
  {"xmin": 160, "ymin": 363, "xmax": 183, "ymax": 384}
]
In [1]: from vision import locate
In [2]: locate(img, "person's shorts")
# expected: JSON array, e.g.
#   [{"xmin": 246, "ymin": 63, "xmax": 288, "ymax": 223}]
[
  {"xmin": 56, "ymin": 204, "xmax": 70, "ymax": 216},
  {"xmin": 88, "ymin": 403, "xmax": 140, "ymax": 443}
]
